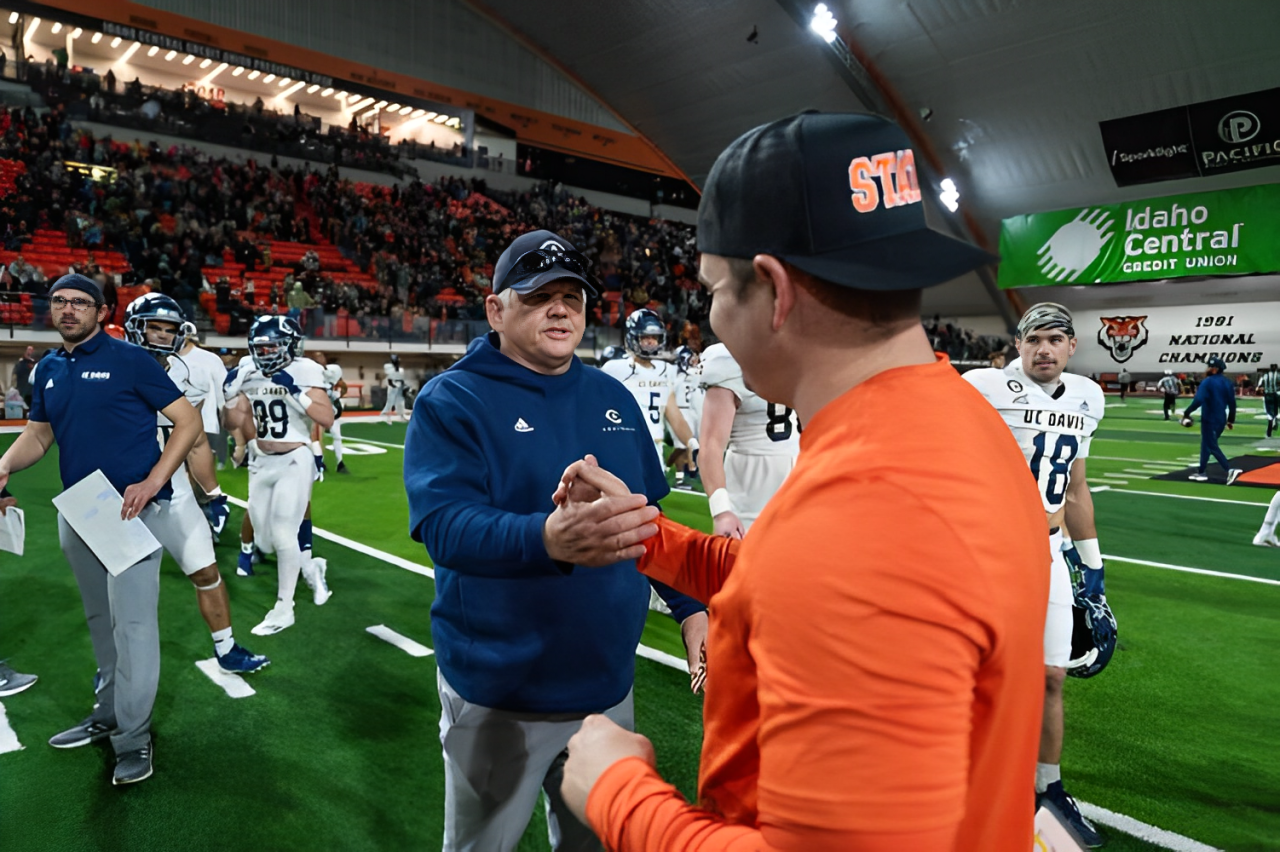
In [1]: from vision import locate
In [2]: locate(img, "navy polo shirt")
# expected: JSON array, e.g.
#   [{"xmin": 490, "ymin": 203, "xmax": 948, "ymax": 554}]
[{"xmin": 29, "ymin": 330, "xmax": 182, "ymax": 501}]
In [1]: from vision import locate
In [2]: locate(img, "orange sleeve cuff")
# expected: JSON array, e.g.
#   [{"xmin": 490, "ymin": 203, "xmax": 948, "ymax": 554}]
[{"xmin": 637, "ymin": 515, "xmax": 739, "ymax": 604}]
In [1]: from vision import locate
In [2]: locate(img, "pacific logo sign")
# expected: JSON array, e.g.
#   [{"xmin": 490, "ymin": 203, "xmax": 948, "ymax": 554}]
[{"xmin": 1097, "ymin": 316, "xmax": 1150, "ymax": 364}]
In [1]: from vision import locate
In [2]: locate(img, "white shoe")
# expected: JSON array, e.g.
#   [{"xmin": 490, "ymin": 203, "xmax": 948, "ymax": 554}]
[
  {"xmin": 1226, "ymin": 468, "xmax": 1242, "ymax": 486},
  {"xmin": 1188, "ymin": 474, "xmax": 1209, "ymax": 481},
  {"xmin": 1253, "ymin": 532, "xmax": 1280, "ymax": 548},
  {"xmin": 302, "ymin": 557, "xmax": 332, "ymax": 606},
  {"xmin": 251, "ymin": 601, "xmax": 296, "ymax": 635}
]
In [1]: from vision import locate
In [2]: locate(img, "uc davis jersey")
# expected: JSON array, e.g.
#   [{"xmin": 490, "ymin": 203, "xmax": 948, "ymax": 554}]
[
  {"xmin": 699, "ymin": 343, "xmax": 800, "ymax": 457},
  {"xmin": 963, "ymin": 362, "xmax": 1104, "ymax": 513},
  {"xmin": 601, "ymin": 356, "xmax": 676, "ymax": 445},
  {"xmin": 225, "ymin": 355, "xmax": 327, "ymax": 443},
  {"xmin": 322, "ymin": 364, "xmax": 344, "ymax": 402},
  {"xmin": 675, "ymin": 362, "xmax": 705, "ymax": 441}
]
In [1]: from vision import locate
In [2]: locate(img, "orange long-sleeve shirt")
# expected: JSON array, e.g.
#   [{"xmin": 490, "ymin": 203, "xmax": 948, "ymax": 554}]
[{"xmin": 587, "ymin": 355, "xmax": 1050, "ymax": 851}]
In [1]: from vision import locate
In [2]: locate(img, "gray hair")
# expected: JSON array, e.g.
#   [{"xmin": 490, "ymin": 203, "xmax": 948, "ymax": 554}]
[{"xmin": 1016, "ymin": 302, "xmax": 1074, "ymax": 339}]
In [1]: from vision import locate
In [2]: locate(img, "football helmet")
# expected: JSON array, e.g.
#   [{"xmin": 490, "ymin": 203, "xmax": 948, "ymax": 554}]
[
  {"xmin": 248, "ymin": 315, "xmax": 304, "ymax": 376},
  {"xmin": 674, "ymin": 345, "xmax": 699, "ymax": 373},
  {"xmin": 625, "ymin": 308, "xmax": 666, "ymax": 358},
  {"xmin": 1066, "ymin": 595, "xmax": 1117, "ymax": 679},
  {"xmin": 598, "ymin": 345, "xmax": 626, "ymax": 366},
  {"xmin": 123, "ymin": 293, "xmax": 189, "ymax": 355}
]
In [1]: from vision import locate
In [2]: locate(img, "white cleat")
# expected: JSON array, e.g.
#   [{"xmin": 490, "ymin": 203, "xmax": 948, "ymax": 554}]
[
  {"xmin": 302, "ymin": 557, "xmax": 333, "ymax": 606},
  {"xmin": 1252, "ymin": 533, "xmax": 1280, "ymax": 548},
  {"xmin": 1226, "ymin": 468, "xmax": 1243, "ymax": 486},
  {"xmin": 251, "ymin": 601, "xmax": 296, "ymax": 635}
]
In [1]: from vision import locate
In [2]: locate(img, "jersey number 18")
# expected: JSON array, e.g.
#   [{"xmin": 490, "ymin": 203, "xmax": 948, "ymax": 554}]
[{"xmin": 1030, "ymin": 432, "xmax": 1078, "ymax": 507}]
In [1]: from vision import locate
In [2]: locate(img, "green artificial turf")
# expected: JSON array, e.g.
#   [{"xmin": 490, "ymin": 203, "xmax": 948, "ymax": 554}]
[{"xmin": 2, "ymin": 398, "xmax": 1277, "ymax": 851}]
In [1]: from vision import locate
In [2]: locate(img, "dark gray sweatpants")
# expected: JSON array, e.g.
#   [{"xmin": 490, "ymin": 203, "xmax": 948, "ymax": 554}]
[{"xmin": 58, "ymin": 510, "xmax": 163, "ymax": 755}]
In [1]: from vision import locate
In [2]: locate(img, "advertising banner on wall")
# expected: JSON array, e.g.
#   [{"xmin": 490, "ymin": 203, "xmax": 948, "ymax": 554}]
[
  {"xmin": 996, "ymin": 183, "xmax": 1280, "ymax": 289},
  {"xmin": 1066, "ymin": 301, "xmax": 1280, "ymax": 376},
  {"xmin": 1099, "ymin": 86, "xmax": 1280, "ymax": 186}
]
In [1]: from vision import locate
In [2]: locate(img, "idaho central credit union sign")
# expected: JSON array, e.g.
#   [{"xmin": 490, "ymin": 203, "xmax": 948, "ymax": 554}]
[
  {"xmin": 995, "ymin": 183, "xmax": 1280, "ymax": 288},
  {"xmin": 1067, "ymin": 302, "xmax": 1280, "ymax": 375}
]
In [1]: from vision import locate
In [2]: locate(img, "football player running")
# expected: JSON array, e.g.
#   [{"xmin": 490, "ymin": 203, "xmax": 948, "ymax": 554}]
[
  {"xmin": 697, "ymin": 342, "xmax": 800, "ymax": 539},
  {"xmin": 223, "ymin": 316, "xmax": 335, "ymax": 635},
  {"xmin": 311, "ymin": 351, "xmax": 349, "ymax": 475},
  {"xmin": 380, "ymin": 353, "xmax": 409, "ymax": 423},
  {"xmin": 601, "ymin": 309, "xmax": 697, "ymax": 468},
  {"xmin": 963, "ymin": 302, "xmax": 1115, "ymax": 847},
  {"xmin": 123, "ymin": 294, "xmax": 268, "ymax": 674}
]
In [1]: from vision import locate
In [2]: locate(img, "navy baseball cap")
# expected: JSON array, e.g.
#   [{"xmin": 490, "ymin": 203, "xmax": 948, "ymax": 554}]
[
  {"xmin": 493, "ymin": 230, "xmax": 599, "ymax": 296},
  {"xmin": 48, "ymin": 273, "xmax": 105, "ymax": 304},
  {"xmin": 697, "ymin": 112, "xmax": 996, "ymax": 291}
]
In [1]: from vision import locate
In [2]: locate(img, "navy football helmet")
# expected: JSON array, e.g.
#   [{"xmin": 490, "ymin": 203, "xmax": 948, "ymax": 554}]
[
  {"xmin": 248, "ymin": 315, "xmax": 304, "ymax": 375},
  {"xmin": 598, "ymin": 345, "xmax": 626, "ymax": 366},
  {"xmin": 123, "ymin": 293, "xmax": 192, "ymax": 356},
  {"xmin": 625, "ymin": 309, "xmax": 666, "ymax": 358},
  {"xmin": 674, "ymin": 345, "xmax": 699, "ymax": 373}
]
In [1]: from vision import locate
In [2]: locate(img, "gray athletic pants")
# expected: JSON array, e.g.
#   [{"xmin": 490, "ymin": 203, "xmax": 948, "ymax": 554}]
[
  {"xmin": 437, "ymin": 670, "xmax": 634, "ymax": 852},
  {"xmin": 58, "ymin": 509, "xmax": 163, "ymax": 755}
]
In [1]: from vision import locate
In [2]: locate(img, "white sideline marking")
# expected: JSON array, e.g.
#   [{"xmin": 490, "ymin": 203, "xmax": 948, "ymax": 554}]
[
  {"xmin": 1078, "ymin": 802, "xmax": 1223, "ymax": 852},
  {"xmin": 0, "ymin": 425, "xmax": 24, "ymax": 435},
  {"xmin": 195, "ymin": 659, "xmax": 256, "ymax": 698},
  {"xmin": 223, "ymin": 496, "xmax": 434, "ymax": 579},
  {"xmin": 333, "ymin": 435, "xmax": 405, "ymax": 450},
  {"xmin": 1122, "ymin": 468, "xmax": 1157, "ymax": 476},
  {"xmin": 367, "ymin": 625, "xmax": 434, "ymax": 657},
  {"xmin": 635, "ymin": 642, "xmax": 687, "ymax": 672},
  {"xmin": 1089, "ymin": 485, "xmax": 1112, "ymax": 493},
  {"xmin": 1105, "ymin": 555, "xmax": 1280, "ymax": 587},
  {"xmin": 0, "ymin": 702, "xmax": 24, "ymax": 754},
  {"xmin": 1098, "ymin": 488, "xmax": 1269, "ymax": 508}
]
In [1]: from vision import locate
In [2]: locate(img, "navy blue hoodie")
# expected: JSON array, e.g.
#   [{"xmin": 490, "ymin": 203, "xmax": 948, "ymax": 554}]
[
  {"xmin": 1185, "ymin": 372, "xmax": 1236, "ymax": 429},
  {"xmin": 405, "ymin": 332, "xmax": 702, "ymax": 713}
]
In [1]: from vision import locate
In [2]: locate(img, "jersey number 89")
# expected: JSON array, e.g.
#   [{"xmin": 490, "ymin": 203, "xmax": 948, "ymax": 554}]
[
  {"xmin": 253, "ymin": 398, "xmax": 290, "ymax": 440},
  {"xmin": 1030, "ymin": 432, "xmax": 1078, "ymax": 507},
  {"xmin": 765, "ymin": 403, "xmax": 794, "ymax": 442}
]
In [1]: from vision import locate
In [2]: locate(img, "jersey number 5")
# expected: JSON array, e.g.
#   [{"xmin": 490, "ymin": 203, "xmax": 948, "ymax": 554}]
[
  {"xmin": 253, "ymin": 398, "xmax": 290, "ymax": 440},
  {"xmin": 1030, "ymin": 432, "xmax": 1079, "ymax": 507},
  {"xmin": 648, "ymin": 391, "xmax": 662, "ymax": 425}
]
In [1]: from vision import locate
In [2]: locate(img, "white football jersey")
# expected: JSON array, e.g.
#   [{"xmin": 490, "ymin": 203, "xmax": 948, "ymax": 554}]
[
  {"xmin": 699, "ymin": 343, "xmax": 800, "ymax": 457},
  {"xmin": 601, "ymin": 356, "xmax": 676, "ymax": 446},
  {"xmin": 963, "ymin": 361, "xmax": 1105, "ymax": 514},
  {"xmin": 322, "ymin": 364, "xmax": 344, "ymax": 403},
  {"xmin": 176, "ymin": 345, "xmax": 228, "ymax": 434},
  {"xmin": 385, "ymin": 364, "xmax": 406, "ymax": 389},
  {"xmin": 675, "ymin": 363, "xmax": 705, "ymax": 444},
  {"xmin": 225, "ymin": 355, "xmax": 327, "ymax": 444}
]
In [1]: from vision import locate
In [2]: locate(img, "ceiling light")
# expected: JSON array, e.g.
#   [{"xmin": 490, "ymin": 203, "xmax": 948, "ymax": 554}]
[
  {"xmin": 424, "ymin": 111, "xmax": 437, "ymax": 120},
  {"xmin": 164, "ymin": 50, "xmax": 177, "ymax": 61},
  {"xmin": 281, "ymin": 81, "xmax": 306, "ymax": 97},
  {"xmin": 279, "ymin": 78, "xmax": 291, "ymax": 87},
  {"xmin": 7, "ymin": 12, "xmax": 16, "ymax": 25},
  {"xmin": 335, "ymin": 91, "xmax": 347, "ymax": 100},
  {"xmin": 247, "ymin": 69, "xmax": 260, "ymax": 79},
  {"xmin": 147, "ymin": 45, "xmax": 160, "ymax": 57},
  {"xmin": 262, "ymin": 74, "xmax": 274, "ymax": 83},
  {"xmin": 810, "ymin": 3, "xmax": 837, "ymax": 43},
  {"xmin": 182, "ymin": 54, "xmax": 195, "ymax": 65},
  {"xmin": 433, "ymin": 114, "xmax": 449, "ymax": 123},
  {"xmin": 399, "ymin": 106, "xmax": 413, "ymax": 116},
  {"xmin": 91, "ymin": 32, "xmax": 103, "ymax": 44},
  {"xmin": 51, "ymin": 22, "xmax": 62, "ymax": 34},
  {"xmin": 208, "ymin": 62, "xmax": 229, "ymax": 79},
  {"xmin": 110, "ymin": 36, "xmax": 122, "ymax": 48},
  {"xmin": 411, "ymin": 109, "xmax": 426, "ymax": 118},
  {"xmin": 939, "ymin": 178, "xmax": 960, "ymax": 213},
  {"xmin": 321, "ymin": 87, "xmax": 334, "ymax": 97},
  {"xmin": 447, "ymin": 117, "xmax": 461, "ymax": 128},
  {"xmin": 307, "ymin": 84, "xmax": 321, "ymax": 94},
  {"xmin": 70, "ymin": 27, "xmax": 82, "ymax": 38},
  {"xmin": 232, "ymin": 66, "xmax": 244, "ymax": 76},
  {"xmin": 353, "ymin": 97, "xmax": 375, "ymax": 110},
  {"xmin": 199, "ymin": 58, "xmax": 212, "ymax": 69},
  {"xmin": 348, "ymin": 94, "xmax": 361, "ymax": 103},
  {"xmin": 374, "ymin": 100, "xmax": 387, "ymax": 109},
  {"xmin": 387, "ymin": 103, "xmax": 400, "ymax": 111},
  {"xmin": 121, "ymin": 41, "xmax": 141, "ymax": 61}
]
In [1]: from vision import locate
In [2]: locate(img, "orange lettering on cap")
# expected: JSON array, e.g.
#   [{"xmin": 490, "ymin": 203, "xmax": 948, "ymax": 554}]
[
  {"xmin": 895, "ymin": 149, "xmax": 922, "ymax": 205},
  {"xmin": 848, "ymin": 156, "xmax": 879, "ymax": 213},
  {"xmin": 871, "ymin": 152, "xmax": 901, "ymax": 207}
]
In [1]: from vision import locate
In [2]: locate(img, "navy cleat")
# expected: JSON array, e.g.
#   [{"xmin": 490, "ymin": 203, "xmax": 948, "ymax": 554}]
[
  {"xmin": 236, "ymin": 550, "xmax": 256, "ymax": 577},
  {"xmin": 336, "ymin": 461, "xmax": 350, "ymax": 474},
  {"xmin": 203, "ymin": 495, "xmax": 229, "ymax": 538},
  {"xmin": 216, "ymin": 643, "xmax": 270, "ymax": 675},
  {"xmin": 1038, "ymin": 781, "xmax": 1104, "ymax": 848}
]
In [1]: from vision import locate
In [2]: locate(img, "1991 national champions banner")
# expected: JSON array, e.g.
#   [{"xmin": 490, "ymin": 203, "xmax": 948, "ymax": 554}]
[{"xmin": 1067, "ymin": 301, "xmax": 1280, "ymax": 375}]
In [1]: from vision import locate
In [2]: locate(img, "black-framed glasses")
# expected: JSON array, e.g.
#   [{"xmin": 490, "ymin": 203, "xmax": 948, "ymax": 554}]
[
  {"xmin": 500, "ymin": 248, "xmax": 593, "ymax": 291},
  {"xmin": 50, "ymin": 296, "xmax": 100, "ymax": 311}
]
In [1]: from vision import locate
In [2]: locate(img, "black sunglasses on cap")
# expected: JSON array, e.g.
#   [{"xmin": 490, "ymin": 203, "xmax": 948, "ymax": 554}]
[{"xmin": 500, "ymin": 248, "xmax": 594, "ymax": 292}]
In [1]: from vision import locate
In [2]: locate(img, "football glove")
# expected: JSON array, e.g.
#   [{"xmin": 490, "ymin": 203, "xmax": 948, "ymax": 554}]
[{"xmin": 1062, "ymin": 544, "xmax": 1106, "ymax": 598}]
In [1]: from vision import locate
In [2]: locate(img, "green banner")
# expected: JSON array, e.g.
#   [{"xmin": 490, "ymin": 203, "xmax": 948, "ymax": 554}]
[{"xmin": 997, "ymin": 183, "xmax": 1280, "ymax": 289}]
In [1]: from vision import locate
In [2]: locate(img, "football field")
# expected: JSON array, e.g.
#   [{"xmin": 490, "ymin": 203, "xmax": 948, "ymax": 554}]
[{"xmin": 1, "ymin": 399, "xmax": 1278, "ymax": 851}]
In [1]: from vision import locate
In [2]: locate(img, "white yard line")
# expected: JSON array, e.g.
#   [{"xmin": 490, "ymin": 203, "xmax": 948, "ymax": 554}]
[
  {"xmin": 194, "ymin": 659, "xmax": 256, "ymax": 698},
  {"xmin": 366, "ymin": 625, "xmax": 434, "ymax": 657},
  {"xmin": 0, "ymin": 702, "xmax": 24, "ymax": 754},
  {"xmin": 1097, "ymin": 488, "xmax": 1270, "ymax": 508},
  {"xmin": 1078, "ymin": 803, "xmax": 1223, "ymax": 852},
  {"xmin": 1105, "ymin": 555, "xmax": 1280, "ymax": 587}
]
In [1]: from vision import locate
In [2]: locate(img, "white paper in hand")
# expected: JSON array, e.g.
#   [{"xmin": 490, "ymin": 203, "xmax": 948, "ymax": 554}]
[
  {"xmin": 51, "ymin": 470, "xmax": 161, "ymax": 576},
  {"xmin": 0, "ymin": 507, "xmax": 24, "ymax": 556}
]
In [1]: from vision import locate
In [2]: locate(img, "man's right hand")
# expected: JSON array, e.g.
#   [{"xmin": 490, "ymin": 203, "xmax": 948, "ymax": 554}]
[
  {"xmin": 544, "ymin": 490, "xmax": 659, "ymax": 567},
  {"xmin": 713, "ymin": 511, "xmax": 746, "ymax": 540}
]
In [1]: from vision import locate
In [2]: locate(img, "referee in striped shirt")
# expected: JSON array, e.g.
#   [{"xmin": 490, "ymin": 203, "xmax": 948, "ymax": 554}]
[
  {"xmin": 1260, "ymin": 363, "xmax": 1280, "ymax": 438},
  {"xmin": 1157, "ymin": 370, "xmax": 1181, "ymax": 421}
]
